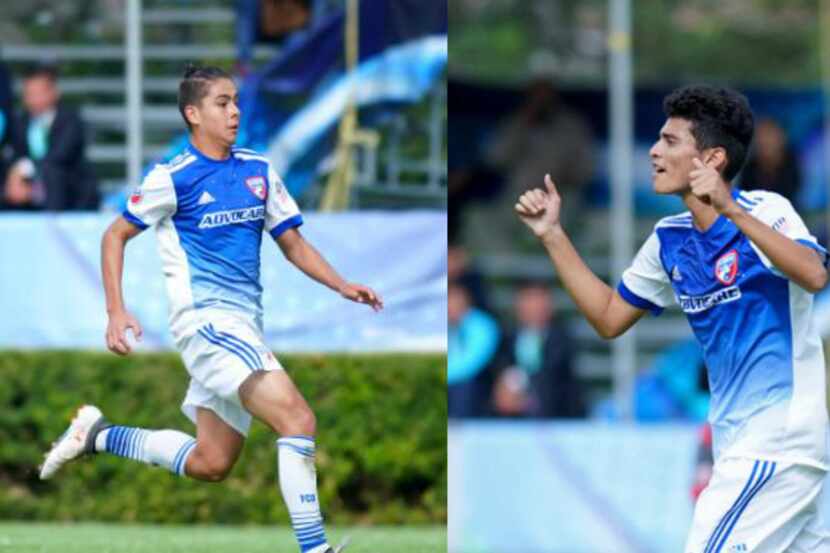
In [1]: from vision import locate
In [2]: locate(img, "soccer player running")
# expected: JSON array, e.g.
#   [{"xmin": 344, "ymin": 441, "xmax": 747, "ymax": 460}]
[
  {"xmin": 516, "ymin": 86, "xmax": 829, "ymax": 552},
  {"xmin": 40, "ymin": 65, "xmax": 383, "ymax": 553}
]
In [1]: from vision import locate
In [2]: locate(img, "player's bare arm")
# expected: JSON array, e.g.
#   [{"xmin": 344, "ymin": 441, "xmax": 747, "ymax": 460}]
[
  {"xmin": 275, "ymin": 227, "xmax": 384, "ymax": 311},
  {"xmin": 689, "ymin": 158, "xmax": 828, "ymax": 293},
  {"xmin": 515, "ymin": 174, "xmax": 645, "ymax": 339},
  {"xmin": 101, "ymin": 216, "xmax": 144, "ymax": 355}
]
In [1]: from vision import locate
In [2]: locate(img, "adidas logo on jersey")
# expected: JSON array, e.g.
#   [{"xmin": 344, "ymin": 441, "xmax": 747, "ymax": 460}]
[
  {"xmin": 672, "ymin": 266, "xmax": 682, "ymax": 282},
  {"xmin": 198, "ymin": 191, "xmax": 215, "ymax": 205}
]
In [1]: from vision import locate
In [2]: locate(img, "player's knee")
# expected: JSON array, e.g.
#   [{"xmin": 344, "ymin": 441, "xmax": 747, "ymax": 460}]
[
  {"xmin": 274, "ymin": 402, "xmax": 315, "ymax": 437},
  {"xmin": 294, "ymin": 405, "xmax": 316, "ymax": 436},
  {"xmin": 190, "ymin": 451, "xmax": 235, "ymax": 482},
  {"xmin": 201, "ymin": 458, "xmax": 234, "ymax": 482}
]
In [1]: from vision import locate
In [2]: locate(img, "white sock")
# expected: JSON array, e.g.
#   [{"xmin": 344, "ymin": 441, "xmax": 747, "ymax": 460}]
[
  {"xmin": 95, "ymin": 426, "xmax": 196, "ymax": 476},
  {"xmin": 277, "ymin": 436, "xmax": 329, "ymax": 553}
]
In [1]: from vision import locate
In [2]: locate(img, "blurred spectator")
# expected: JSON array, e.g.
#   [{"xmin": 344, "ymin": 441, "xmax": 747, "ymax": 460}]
[
  {"xmin": 235, "ymin": 0, "xmax": 314, "ymax": 74},
  {"xmin": 633, "ymin": 339, "xmax": 709, "ymax": 421},
  {"xmin": 462, "ymin": 51, "xmax": 594, "ymax": 253},
  {"xmin": 448, "ymin": 241, "xmax": 490, "ymax": 312},
  {"xmin": 691, "ymin": 424, "xmax": 713, "ymax": 502},
  {"xmin": 3, "ymin": 65, "xmax": 98, "ymax": 211},
  {"xmin": 492, "ymin": 281, "xmax": 583, "ymax": 418},
  {"xmin": 740, "ymin": 117, "xmax": 801, "ymax": 206},
  {"xmin": 0, "ymin": 61, "xmax": 16, "ymax": 194},
  {"xmin": 448, "ymin": 282, "xmax": 501, "ymax": 418}
]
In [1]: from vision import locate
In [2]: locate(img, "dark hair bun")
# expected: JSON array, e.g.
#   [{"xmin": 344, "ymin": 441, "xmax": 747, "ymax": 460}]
[{"xmin": 182, "ymin": 62, "xmax": 201, "ymax": 79}]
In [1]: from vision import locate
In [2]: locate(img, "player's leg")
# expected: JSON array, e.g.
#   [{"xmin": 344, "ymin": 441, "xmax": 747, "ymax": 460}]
[
  {"xmin": 685, "ymin": 457, "xmax": 823, "ymax": 553},
  {"xmin": 40, "ymin": 403, "xmax": 243, "ymax": 482},
  {"xmin": 239, "ymin": 370, "xmax": 332, "ymax": 553},
  {"xmin": 786, "ymin": 468, "xmax": 830, "ymax": 553},
  {"xmin": 183, "ymin": 407, "xmax": 245, "ymax": 481},
  {"xmin": 40, "ymin": 404, "xmax": 199, "ymax": 479}
]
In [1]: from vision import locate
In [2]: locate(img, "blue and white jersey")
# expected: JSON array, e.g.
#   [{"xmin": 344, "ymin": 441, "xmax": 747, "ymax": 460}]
[
  {"xmin": 619, "ymin": 189, "xmax": 829, "ymax": 468},
  {"xmin": 123, "ymin": 143, "xmax": 302, "ymax": 340}
]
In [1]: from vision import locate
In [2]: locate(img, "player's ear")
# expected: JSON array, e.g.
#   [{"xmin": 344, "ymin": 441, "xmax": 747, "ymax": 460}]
[
  {"xmin": 704, "ymin": 147, "xmax": 728, "ymax": 172},
  {"xmin": 184, "ymin": 104, "xmax": 200, "ymax": 128}
]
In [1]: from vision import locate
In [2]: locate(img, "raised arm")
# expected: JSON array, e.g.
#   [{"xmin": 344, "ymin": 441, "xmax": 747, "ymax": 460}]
[
  {"xmin": 275, "ymin": 227, "xmax": 383, "ymax": 311},
  {"xmin": 689, "ymin": 158, "xmax": 827, "ymax": 293},
  {"xmin": 101, "ymin": 216, "xmax": 144, "ymax": 354},
  {"xmin": 516, "ymin": 174, "xmax": 647, "ymax": 339}
]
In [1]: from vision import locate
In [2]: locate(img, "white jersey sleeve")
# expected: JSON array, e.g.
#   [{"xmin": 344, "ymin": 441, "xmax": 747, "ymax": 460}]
[
  {"xmin": 742, "ymin": 190, "xmax": 829, "ymax": 275},
  {"xmin": 618, "ymin": 231, "xmax": 674, "ymax": 315},
  {"xmin": 122, "ymin": 165, "xmax": 177, "ymax": 229},
  {"xmin": 264, "ymin": 164, "xmax": 303, "ymax": 239}
]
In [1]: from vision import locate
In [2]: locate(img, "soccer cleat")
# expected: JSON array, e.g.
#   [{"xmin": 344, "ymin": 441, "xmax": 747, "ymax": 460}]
[
  {"xmin": 324, "ymin": 536, "xmax": 351, "ymax": 553},
  {"xmin": 39, "ymin": 405, "xmax": 111, "ymax": 480}
]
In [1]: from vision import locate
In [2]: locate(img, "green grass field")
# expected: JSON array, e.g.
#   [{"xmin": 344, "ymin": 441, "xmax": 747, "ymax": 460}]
[{"xmin": 0, "ymin": 523, "xmax": 447, "ymax": 553}]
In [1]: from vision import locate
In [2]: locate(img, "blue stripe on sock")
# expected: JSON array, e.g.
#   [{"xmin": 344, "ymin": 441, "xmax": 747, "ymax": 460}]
[
  {"xmin": 172, "ymin": 439, "xmax": 195, "ymax": 475},
  {"xmin": 704, "ymin": 460, "xmax": 760, "ymax": 553},
  {"xmin": 279, "ymin": 442, "xmax": 315, "ymax": 458},
  {"xmin": 199, "ymin": 328, "xmax": 258, "ymax": 371},
  {"xmin": 124, "ymin": 429, "xmax": 136, "ymax": 458},
  {"xmin": 175, "ymin": 440, "xmax": 197, "ymax": 475},
  {"xmin": 105, "ymin": 427, "xmax": 118, "ymax": 454},
  {"xmin": 297, "ymin": 530, "xmax": 325, "ymax": 542},
  {"xmin": 713, "ymin": 462, "xmax": 775, "ymax": 553},
  {"xmin": 283, "ymin": 435, "xmax": 315, "ymax": 443},
  {"xmin": 108, "ymin": 427, "xmax": 121, "ymax": 455},
  {"xmin": 300, "ymin": 536, "xmax": 326, "ymax": 548},
  {"xmin": 296, "ymin": 527, "xmax": 324, "ymax": 539},
  {"xmin": 113, "ymin": 427, "xmax": 127, "ymax": 456},
  {"xmin": 292, "ymin": 515, "xmax": 322, "ymax": 524},
  {"xmin": 130, "ymin": 430, "xmax": 145, "ymax": 460},
  {"xmin": 211, "ymin": 326, "xmax": 263, "ymax": 369}
]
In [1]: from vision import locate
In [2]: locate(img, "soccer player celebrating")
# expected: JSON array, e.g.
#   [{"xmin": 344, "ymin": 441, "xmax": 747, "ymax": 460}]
[
  {"xmin": 516, "ymin": 86, "xmax": 829, "ymax": 552},
  {"xmin": 40, "ymin": 65, "xmax": 383, "ymax": 553}
]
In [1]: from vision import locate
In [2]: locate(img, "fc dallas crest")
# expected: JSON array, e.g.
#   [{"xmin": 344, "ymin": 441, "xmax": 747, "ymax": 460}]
[
  {"xmin": 715, "ymin": 249, "xmax": 739, "ymax": 285},
  {"xmin": 129, "ymin": 187, "xmax": 143, "ymax": 204},
  {"xmin": 245, "ymin": 176, "xmax": 267, "ymax": 200}
]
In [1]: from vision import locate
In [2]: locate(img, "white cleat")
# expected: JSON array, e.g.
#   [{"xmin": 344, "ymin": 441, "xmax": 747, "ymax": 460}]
[
  {"xmin": 325, "ymin": 536, "xmax": 351, "ymax": 553},
  {"xmin": 40, "ymin": 405, "xmax": 109, "ymax": 480}
]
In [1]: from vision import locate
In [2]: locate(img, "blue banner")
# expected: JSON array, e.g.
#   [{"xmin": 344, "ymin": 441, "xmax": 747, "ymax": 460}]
[{"xmin": 0, "ymin": 211, "xmax": 447, "ymax": 352}]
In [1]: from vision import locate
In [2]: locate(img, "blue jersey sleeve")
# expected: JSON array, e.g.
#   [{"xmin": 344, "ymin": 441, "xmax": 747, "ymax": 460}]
[{"xmin": 619, "ymin": 231, "xmax": 675, "ymax": 315}]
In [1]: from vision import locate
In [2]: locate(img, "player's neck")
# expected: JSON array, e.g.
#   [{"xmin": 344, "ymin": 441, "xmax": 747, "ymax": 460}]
[
  {"xmin": 189, "ymin": 133, "xmax": 231, "ymax": 161},
  {"xmin": 682, "ymin": 191, "xmax": 721, "ymax": 232}
]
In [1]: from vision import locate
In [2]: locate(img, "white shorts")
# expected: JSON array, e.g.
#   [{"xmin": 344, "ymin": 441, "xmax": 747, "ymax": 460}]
[
  {"xmin": 685, "ymin": 456, "xmax": 829, "ymax": 553},
  {"xmin": 177, "ymin": 316, "xmax": 283, "ymax": 436}
]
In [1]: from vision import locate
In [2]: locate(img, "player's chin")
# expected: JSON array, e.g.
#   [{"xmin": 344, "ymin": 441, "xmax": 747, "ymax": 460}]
[{"xmin": 652, "ymin": 175, "xmax": 679, "ymax": 195}]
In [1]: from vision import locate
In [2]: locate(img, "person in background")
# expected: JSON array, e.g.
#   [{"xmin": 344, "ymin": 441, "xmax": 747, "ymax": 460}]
[
  {"xmin": 235, "ymin": 0, "xmax": 313, "ymax": 75},
  {"xmin": 448, "ymin": 241, "xmax": 490, "ymax": 313},
  {"xmin": 463, "ymin": 50, "xmax": 594, "ymax": 253},
  {"xmin": 448, "ymin": 282, "xmax": 501, "ymax": 418},
  {"xmin": 4, "ymin": 64, "xmax": 98, "ymax": 211},
  {"xmin": 492, "ymin": 281, "xmax": 583, "ymax": 419},
  {"xmin": 0, "ymin": 60, "xmax": 15, "ymax": 198},
  {"xmin": 692, "ymin": 424, "xmax": 714, "ymax": 502},
  {"xmin": 740, "ymin": 117, "xmax": 801, "ymax": 206}
]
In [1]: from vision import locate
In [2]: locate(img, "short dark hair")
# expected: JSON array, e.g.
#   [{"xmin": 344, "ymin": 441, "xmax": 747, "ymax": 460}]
[
  {"xmin": 177, "ymin": 63, "xmax": 233, "ymax": 129},
  {"xmin": 663, "ymin": 85, "xmax": 754, "ymax": 181},
  {"xmin": 24, "ymin": 63, "xmax": 58, "ymax": 83}
]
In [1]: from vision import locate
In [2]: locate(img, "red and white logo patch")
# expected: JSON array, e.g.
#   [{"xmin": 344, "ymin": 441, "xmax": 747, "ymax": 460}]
[
  {"xmin": 245, "ymin": 176, "xmax": 267, "ymax": 200},
  {"xmin": 129, "ymin": 187, "xmax": 143, "ymax": 205},
  {"xmin": 715, "ymin": 249, "xmax": 739, "ymax": 285}
]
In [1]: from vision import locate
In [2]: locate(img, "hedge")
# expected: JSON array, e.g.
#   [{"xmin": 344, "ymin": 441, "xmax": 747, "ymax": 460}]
[{"xmin": 0, "ymin": 351, "xmax": 446, "ymax": 525}]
